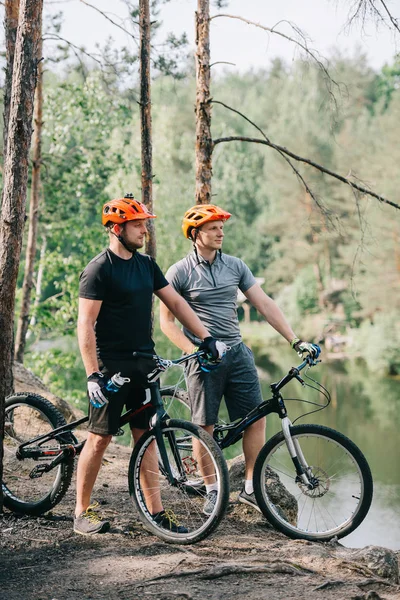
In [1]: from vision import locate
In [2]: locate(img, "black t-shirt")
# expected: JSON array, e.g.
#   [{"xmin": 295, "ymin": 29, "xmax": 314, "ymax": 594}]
[{"xmin": 79, "ymin": 248, "xmax": 168, "ymax": 360}]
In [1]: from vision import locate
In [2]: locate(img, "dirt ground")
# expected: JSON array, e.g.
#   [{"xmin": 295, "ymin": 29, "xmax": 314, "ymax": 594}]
[{"xmin": 1, "ymin": 438, "xmax": 399, "ymax": 600}]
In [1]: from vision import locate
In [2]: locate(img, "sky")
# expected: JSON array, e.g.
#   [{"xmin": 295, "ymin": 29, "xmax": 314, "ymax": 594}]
[{"xmin": 42, "ymin": 0, "xmax": 400, "ymax": 74}]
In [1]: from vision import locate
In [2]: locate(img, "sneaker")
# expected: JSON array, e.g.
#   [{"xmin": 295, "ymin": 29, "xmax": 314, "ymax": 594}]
[
  {"xmin": 238, "ymin": 488, "xmax": 261, "ymax": 513},
  {"xmin": 203, "ymin": 489, "xmax": 218, "ymax": 516},
  {"xmin": 153, "ymin": 509, "xmax": 188, "ymax": 534},
  {"xmin": 74, "ymin": 502, "xmax": 110, "ymax": 536}
]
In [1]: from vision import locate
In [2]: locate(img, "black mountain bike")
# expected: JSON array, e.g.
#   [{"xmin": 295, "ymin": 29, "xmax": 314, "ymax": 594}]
[
  {"xmin": 2, "ymin": 350, "xmax": 229, "ymax": 544},
  {"xmin": 160, "ymin": 351, "xmax": 373, "ymax": 542}
]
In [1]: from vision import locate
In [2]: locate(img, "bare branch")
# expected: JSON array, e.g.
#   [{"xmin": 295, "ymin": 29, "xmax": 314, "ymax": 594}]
[
  {"xmin": 78, "ymin": 0, "xmax": 139, "ymax": 40},
  {"xmin": 212, "ymin": 100, "xmax": 400, "ymax": 211},
  {"xmin": 44, "ymin": 33, "xmax": 102, "ymax": 65},
  {"xmin": 210, "ymin": 13, "xmax": 341, "ymax": 104},
  {"xmin": 211, "ymin": 99, "xmax": 330, "ymax": 216},
  {"xmin": 214, "ymin": 134, "xmax": 400, "ymax": 211},
  {"xmin": 346, "ymin": 0, "xmax": 400, "ymax": 32},
  {"xmin": 379, "ymin": 0, "xmax": 400, "ymax": 34},
  {"xmin": 210, "ymin": 61, "xmax": 236, "ymax": 68}
]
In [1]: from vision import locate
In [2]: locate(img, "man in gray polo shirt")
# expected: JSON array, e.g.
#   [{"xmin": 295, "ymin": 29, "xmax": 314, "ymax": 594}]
[{"xmin": 160, "ymin": 204, "xmax": 317, "ymax": 513}]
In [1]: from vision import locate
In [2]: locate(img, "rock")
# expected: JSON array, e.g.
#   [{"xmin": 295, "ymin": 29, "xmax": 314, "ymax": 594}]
[
  {"xmin": 226, "ymin": 453, "xmax": 297, "ymax": 524},
  {"xmin": 226, "ymin": 454, "xmax": 246, "ymax": 492},
  {"xmin": 12, "ymin": 360, "xmax": 81, "ymax": 423},
  {"xmin": 348, "ymin": 545, "xmax": 399, "ymax": 583}
]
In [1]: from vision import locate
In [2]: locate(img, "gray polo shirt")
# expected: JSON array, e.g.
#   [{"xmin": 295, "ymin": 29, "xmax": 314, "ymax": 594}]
[{"xmin": 165, "ymin": 251, "xmax": 256, "ymax": 346}]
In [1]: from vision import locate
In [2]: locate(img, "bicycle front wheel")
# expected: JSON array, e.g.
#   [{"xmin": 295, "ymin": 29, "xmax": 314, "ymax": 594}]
[
  {"xmin": 253, "ymin": 424, "xmax": 373, "ymax": 541},
  {"xmin": 128, "ymin": 419, "xmax": 229, "ymax": 544},
  {"xmin": 2, "ymin": 393, "xmax": 75, "ymax": 516}
]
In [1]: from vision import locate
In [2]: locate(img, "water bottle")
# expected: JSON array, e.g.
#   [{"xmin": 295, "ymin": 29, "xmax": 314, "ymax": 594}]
[{"xmin": 105, "ymin": 372, "xmax": 131, "ymax": 395}]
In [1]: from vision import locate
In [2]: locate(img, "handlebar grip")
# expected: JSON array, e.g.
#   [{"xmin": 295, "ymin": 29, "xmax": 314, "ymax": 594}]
[{"xmin": 132, "ymin": 351, "xmax": 157, "ymax": 360}]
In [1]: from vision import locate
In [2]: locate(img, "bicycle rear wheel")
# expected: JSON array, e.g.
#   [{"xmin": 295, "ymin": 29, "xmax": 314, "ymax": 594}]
[
  {"xmin": 128, "ymin": 419, "xmax": 229, "ymax": 544},
  {"xmin": 253, "ymin": 424, "xmax": 373, "ymax": 541},
  {"xmin": 160, "ymin": 387, "xmax": 191, "ymax": 420},
  {"xmin": 2, "ymin": 393, "xmax": 75, "ymax": 516}
]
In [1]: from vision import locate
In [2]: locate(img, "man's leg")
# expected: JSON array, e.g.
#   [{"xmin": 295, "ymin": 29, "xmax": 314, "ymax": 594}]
[
  {"xmin": 75, "ymin": 431, "xmax": 112, "ymax": 517},
  {"xmin": 131, "ymin": 427, "xmax": 163, "ymax": 515},
  {"xmin": 194, "ymin": 424, "xmax": 217, "ymax": 486},
  {"xmin": 225, "ymin": 343, "xmax": 265, "ymax": 508},
  {"xmin": 242, "ymin": 417, "xmax": 266, "ymax": 482},
  {"xmin": 74, "ymin": 431, "xmax": 112, "ymax": 535}
]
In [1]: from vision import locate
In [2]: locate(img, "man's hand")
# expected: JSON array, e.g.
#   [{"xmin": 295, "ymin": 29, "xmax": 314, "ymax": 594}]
[
  {"xmin": 198, "ymin": 337, "xmax": 227, "ymax": 361},
  {"xmin": 291, "ymin": 338, "xmax": 320, "ymax": 359},
  {"xmin": 87, "ymin": 371, "xmax": 108, "ymax": 408}
]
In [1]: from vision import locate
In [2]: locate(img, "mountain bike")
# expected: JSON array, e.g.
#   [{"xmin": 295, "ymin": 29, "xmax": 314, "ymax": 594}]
[
  {"xmin": 2, "ymin": 350, "xmax": 229, "ymax": 545},
  {"xmin": 160, "ymin": 350, "xmax": 373, "ymax": 542}
]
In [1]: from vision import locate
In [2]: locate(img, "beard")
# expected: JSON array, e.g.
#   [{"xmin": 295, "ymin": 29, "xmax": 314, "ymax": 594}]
[{"xmin": 119, "ymin": 228, "xmax": 145, "ymax": 252}]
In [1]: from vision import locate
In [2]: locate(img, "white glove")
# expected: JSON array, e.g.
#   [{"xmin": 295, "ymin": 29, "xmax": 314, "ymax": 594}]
[
  {"xmin": 215, "ymin": 340, "xmax": 228, "ymax": 360},
  {"xmin": 87, "ymin": 372, "xmax": 108, "ymax": 408}
]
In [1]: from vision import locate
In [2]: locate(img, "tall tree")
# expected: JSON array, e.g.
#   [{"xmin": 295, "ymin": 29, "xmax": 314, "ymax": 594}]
[
  {"xmin": 15, "ymin": 26, "xmax": 43, "ymax": 362},
  {"xmin": 140, "ymin": 0, "xmax": 155, "ymax": 258},
  {"xmin": 0, "ymin": 0, "xmax": 43, "ymax": 510},
  {"xmin": 195, "ymin": 0, "xmax": 212, "ymax": 204},
  {"xmin": 3, "ymin": 0, "xmax": 21, "ymax": 164}
]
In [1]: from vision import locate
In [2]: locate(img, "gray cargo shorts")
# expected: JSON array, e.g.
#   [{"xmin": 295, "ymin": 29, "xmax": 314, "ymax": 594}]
[{"xmin": 184, "ymin": 342, "xmax": 262, "ymax": 426}]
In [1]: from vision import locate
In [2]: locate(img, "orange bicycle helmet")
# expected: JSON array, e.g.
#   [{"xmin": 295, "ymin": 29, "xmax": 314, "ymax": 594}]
[
  {"xmin": 102, "ymin": 194, "xmax": 156, "ymax": 227},
  {"xmin": 182, "ymin": 204, "xmax": 231, "ymax": 239}
]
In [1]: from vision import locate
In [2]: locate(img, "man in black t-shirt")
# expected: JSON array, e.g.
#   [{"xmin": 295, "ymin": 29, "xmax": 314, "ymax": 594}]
[{"xmin": 74, "ymin": 194, "xmax": 226, "ymax": 536}]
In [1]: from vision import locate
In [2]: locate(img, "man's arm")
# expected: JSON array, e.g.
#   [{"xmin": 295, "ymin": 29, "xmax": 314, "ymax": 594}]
[
  {"xmin": 244, "ymin": 283, "xmax": 297, "ymax": 343},
  {"xmin": 157, "ymin": 285, "xmax": 209, "ymax": 354},
  {"xmin": 77, "ymin": 297, "xmax": 102, "ymax": 375}
]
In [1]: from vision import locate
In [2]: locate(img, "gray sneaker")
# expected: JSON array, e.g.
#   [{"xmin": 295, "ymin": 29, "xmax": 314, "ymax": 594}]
[
  {"xmin": 203, "ymin": 489, "xmax": 218, "ymax": 515},
  {"xmin": 74, "ymin": 502, "xmax": 110, "ymax": 536},
  {"xmin": 238, "ymin": 488, "xmax": 261, "ymax": 513}
]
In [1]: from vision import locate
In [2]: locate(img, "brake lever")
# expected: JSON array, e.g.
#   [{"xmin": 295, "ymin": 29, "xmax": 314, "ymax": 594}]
[{"xmin": 294, "ymin": 373, "xmax": 306, "ymax": 386}]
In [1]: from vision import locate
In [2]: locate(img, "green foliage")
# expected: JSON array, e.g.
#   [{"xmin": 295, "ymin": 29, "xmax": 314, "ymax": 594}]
[
  {"xmin": 25, "ymin": 348, "xmax": 86, "ymax": 407},
  {"xmin": 350, "ymin": 312, "xmax": 400, "ymax": 376},
  {"xmin": 293, "ymin": 266, "xmax": 319, "ymax": 314},
  {"xmin": 12, "ymin": 51, "xmax": 400, "ymax": 390}
]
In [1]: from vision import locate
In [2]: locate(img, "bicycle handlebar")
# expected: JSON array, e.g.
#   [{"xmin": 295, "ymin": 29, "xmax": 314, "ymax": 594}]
[
  {"xmin": 271, "ymin": 350, "xmax": 321, "ymax": 394},
  {"xmin": 132, "ymin": 349, "xmax": 206, "ymax": 369}
]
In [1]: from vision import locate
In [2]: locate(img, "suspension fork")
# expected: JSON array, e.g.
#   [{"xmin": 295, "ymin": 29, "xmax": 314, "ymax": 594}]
[
  {"xmin": 149, "ymin": 384, "xmax": 176, "ymax": 485},
  {"xmin": 281, "ymin": 417, "xmax": 313, "ymax": 487}
]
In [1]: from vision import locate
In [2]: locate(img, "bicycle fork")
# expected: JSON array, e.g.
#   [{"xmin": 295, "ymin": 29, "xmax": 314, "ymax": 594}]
[{"xmin": 281, "ymin": 417, "xmax": 318, "ymax": 490}]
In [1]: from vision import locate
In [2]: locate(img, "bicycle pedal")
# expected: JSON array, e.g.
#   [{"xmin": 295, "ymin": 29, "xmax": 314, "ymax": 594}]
[{"xmin": 29, "ymin": 464, "xmax": 51, "ymax": 479}]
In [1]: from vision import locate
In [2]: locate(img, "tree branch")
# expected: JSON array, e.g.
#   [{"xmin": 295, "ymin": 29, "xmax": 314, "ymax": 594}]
[
  {"xmin": 379, "ymin": 0, "xmax": 400, "ymax": 34},
  {"xmin": 210, "ymin": 61, "xmax": 236, "ymax": 68},
  {"xmin": 212, "ymin": 100, "xmax": 400, "ymax": 211},
  {"xmin": 78, "ymin": 0, "xmax": 139, "ymax": 40},
  {"xmin": 210, "ymin": 13, "xmax": 341, "ymax": 107},
  {"xmin": 44, "ymin": 33, "xmax": 102, "ymax": 66}
]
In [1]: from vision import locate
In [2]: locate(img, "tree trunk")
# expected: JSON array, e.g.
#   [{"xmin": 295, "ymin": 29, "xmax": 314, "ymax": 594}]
[
  {"xmin": 0, "ymin": 0, "xmax": 43, "ymax": 512},
  {"xmin": 195, "ymin": 0, "xmax": 213, "ymax": 205},
  {"xmin": 139, "ymin": 0, "xmax": 156, "ymax": 259},
  {"xmin": 3, "ymin": 0, "xmax": 20, "ymax": 167},
  {"xmin": 15, "ymin": 32, "xmax": 43, "ymax": 363},
  {"xmin": 29, "ymin": 234, "xmax": 47, "ymax": 335}
]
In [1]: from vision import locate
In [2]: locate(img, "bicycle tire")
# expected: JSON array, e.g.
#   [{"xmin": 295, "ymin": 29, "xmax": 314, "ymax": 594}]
[
  {"xmin": 159, "ymin": 387, "xmax": 206, "ymax": 495},
  {"xmin": 128, "ymin": 418, "xmax": 229, "ymax": 544},
  {"xmin": 2, "ymin": 392, "xmax": 75, "ymax": 516},
  {"xmin": 160, "ymin": 386, "xmax": 190, "ymax": 415},
  {"xmin": 253, "ymin": 424, "xmax": 373, "ymax": 541}
]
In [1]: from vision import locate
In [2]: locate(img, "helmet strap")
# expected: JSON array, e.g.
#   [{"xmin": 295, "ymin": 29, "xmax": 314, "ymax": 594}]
[
  {"xmin": 109, "ymin": 226, "xmax": 136, "ymax": 254},
  {"xmin": 191, "ymin": 229, "xmax": 201, "ymax": 263}
]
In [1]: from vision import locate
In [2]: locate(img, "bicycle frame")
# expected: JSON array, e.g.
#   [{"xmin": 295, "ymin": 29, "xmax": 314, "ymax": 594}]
[
  {"xmin": 213, "ymin": 356, "xmax": 323, "ymax": 489},
  {"xmin": 15, "ymin": 349, "xmax": 206, "ymax": 486}
]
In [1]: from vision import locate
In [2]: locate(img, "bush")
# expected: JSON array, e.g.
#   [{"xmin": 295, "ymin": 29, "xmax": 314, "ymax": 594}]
[{"xmin": 350, "ymin": 312, "xmax": 400, "ymax": 376}]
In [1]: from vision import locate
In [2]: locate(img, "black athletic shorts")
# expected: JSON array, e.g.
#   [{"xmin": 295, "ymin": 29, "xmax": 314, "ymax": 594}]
[{"xmin": 87, "ymin": 357, "xmax": 157, "ymax": 435}]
